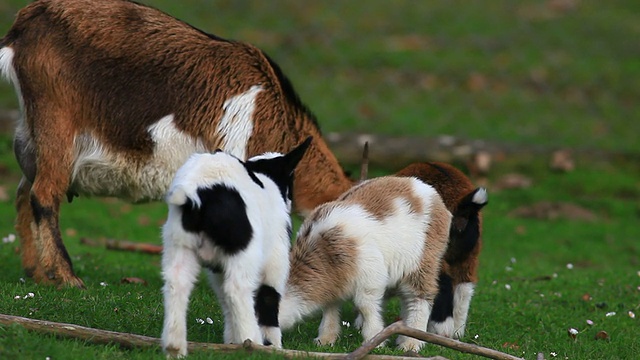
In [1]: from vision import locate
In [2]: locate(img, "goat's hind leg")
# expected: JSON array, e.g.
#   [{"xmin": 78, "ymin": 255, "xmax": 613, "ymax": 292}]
[
  {"xmin": 255, "ymin": 245, "xmax": 290, "ymax": 347},
  {"xmin": 26, "ymin": 109, "xmax": 83, "ymax": 288},
  {"xmin": 161, "ymin": 246, "xmax": 201, "ymax": 357},
  {"xmin": 15, "ymin": 177, "xmax": 41, "ymax": 278}
]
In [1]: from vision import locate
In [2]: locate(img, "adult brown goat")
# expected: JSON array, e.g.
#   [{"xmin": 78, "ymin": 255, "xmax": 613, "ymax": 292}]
[{"xmin": 0, "ymin": 0, "xmax": 353, "ymax": 288}]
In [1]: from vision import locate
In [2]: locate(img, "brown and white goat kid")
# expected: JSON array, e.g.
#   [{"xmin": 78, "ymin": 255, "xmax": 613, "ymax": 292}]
[
  {"xmin": 278, "ymin": 176, "xmax": 451, "ymax": 352},
  {"xmin": 396, "ymin": 162, "xmax": 488, "ymax": 339},
  {"xmin": 161, "ymin": 138, "xmax": 312, "ymax": 357},
  {"xmin": 0, "ymin": 0, "xmax": 353, "ymax": 288}
]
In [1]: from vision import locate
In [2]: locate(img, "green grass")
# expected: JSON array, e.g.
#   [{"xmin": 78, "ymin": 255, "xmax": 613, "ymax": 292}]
[{"xmin": 0, "ymin": 0, "xmax": 639, "ymax": 359}]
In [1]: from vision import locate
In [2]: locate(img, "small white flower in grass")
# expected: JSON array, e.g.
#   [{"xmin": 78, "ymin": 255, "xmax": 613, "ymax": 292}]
[
  {"xmin": 14, "ymin": 295, "xmax": 21, "ymax": 300},
  {"xmin": 553, "ymin": 273, "xmax": 558, "ymax": 278},
  {"xmin": 474, "ymin": 334, "xmax": 479, "ymax": 339},
  {"xmin": 206, "ymin": 317, "xmax": 214, "ymax": 324},
  {"xmin": 2, "ymin": 234, "xmax": 16, "ymax": 243},
  {"xmin": 566, "ymin": 263, "xmax": 574, "ymax": 270},
  {"xmin": 24, "ymin": 292, "xmax": 35, "ymax": 299},
  {"xmin": 606, "ymin": 312, "xmax": 616, "ymax": 317},
  {"xmin": 342, "ymin": 321, "xmax": 350, "ymax": 328},
  {"xmin": 100, "ymin": 282, "xmax": 108, "ymax": 287},
  {"xmin": 196, "ymin": 318, "xmax": 205, "ymax": 325},
  {"xmin": 505, "ymin": 266, "xmax": 513, "ymax": 272},
  {"xmin": 505, "ymin": 284, "xmax": 511, "ymax": 290},
  {"xmin": 492, "ymin": 280, "xmax": 497, "ymax": 285},
  {"xmin": 628, "ymin": 311, "xmax": 635, "ymax": 319},
  {"xmin": 510, "ymin": 257, "xmax": 517, "ymax": 264},
  {"xmin": 637, "ymin": 270, "xmax": 640, "ymax": 277},
  {"xmin": 19, "ymin": 278, "xmax": 25, "ymax": 284},
  {"xmin": 586, "ymin": 319, "xmax": 594, "ymax": 326},
  {"xmin": 551, "ymin": 352, "xmax": 558, "ymax": 357}
]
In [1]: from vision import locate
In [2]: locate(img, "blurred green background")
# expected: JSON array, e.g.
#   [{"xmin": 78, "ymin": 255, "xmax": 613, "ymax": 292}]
[{"xmin": 1, "ymin": 0, "xmax": 638, "ymax": 154}]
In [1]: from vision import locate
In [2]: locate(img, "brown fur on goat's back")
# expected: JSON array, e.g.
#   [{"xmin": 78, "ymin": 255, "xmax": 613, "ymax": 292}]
[
  {"xmin": 336, "ymin": 176, "xmax": 425, "ymax": 220},
  {"xmin": 395, "ymin": 162, "xmax": 475, "ymax": 211},
  {"xmin": 288, "ymin": 225, "xmax": 360, "ymax": 305},
  {"xmin": 3, "ymin": 0, "xmax": 352, "ymax": 211},
  {"xmin": 396, "ymin": 162, "xmax": 483, "ymax": 285}
]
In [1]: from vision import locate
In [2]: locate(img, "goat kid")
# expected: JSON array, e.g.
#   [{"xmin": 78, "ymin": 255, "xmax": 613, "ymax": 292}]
[
  {"xmin": 396, "ymin": 162, "xmax": 488, "ymax": 339},
  {"xmin": 161, "ymin": 138, "xmax": 311, "ymax": 357},
  {"xmin": 279, "ymin": 176, "xmax": 451, "ymax": 352},
  {"xmin": 0, "ymin": 0, "xmax": 352, "ymax": 288}
]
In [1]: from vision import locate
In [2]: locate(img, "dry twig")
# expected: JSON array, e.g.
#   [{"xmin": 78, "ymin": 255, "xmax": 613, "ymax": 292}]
[
  {"xmin": 0, "ymin": 314, "xmax": 445, "ymax": 359},
  {"xmin": 347, "ymin": 321, "xmax": 523, "ymax": 360},
  {"xmin": 80, "ymin": 237, "xmax": 163, "ymax": 254}
]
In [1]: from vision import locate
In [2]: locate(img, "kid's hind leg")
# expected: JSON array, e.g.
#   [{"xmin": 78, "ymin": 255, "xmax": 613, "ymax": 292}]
[
  {"xmin": 396, "ymin": 290, "xmax": 431, "ymax": 352},
  {"xmin": 255, "ymin": 244, "xmax": 290, "ymax": 347},
  {"xmin": 353, "ymin": 287, "xmax": 386, "ymax": 346},
  {"xmin": 161, "ymin": 245, "xmax": 201, "ymax": 357},
  {"xmin": 314, "ymin": 304, "xmax": 341, "ymax": 346}
]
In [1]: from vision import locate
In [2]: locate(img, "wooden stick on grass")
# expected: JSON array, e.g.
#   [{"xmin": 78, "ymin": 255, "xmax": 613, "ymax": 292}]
[
  {"xmin": 0, "ymin": 314, "xmax": 445, "ymax": 360},
  {"xmin": 80, "ymin": 237, "xmax": 163, "ymax": 254},
  {"xmin": 347, "ymin": 321, "xmax": 523, "ymax": 360}
]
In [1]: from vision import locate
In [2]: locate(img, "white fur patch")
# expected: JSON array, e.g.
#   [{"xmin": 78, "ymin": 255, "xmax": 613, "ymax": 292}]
[
  {"xmin": 0, "ymin": 47, "xmax": 25, "ymax": 114},
  {"xmin": 427, "ymin": 316, "xmax": 455, "ymax": 338},
  {"xmin": 472, "ymin": 187, "xmax": 488, "ymax": 205},
  {"xmin": 70, "ymin": 114, "xmax": 207, "ymax": 202},
  {"xmin": 452, "ymin": 282, "xmax": 475, "ymax": 339},
  {"xmin": 216, "ymin": 85, "xmax": 262, "ymax": 160}
]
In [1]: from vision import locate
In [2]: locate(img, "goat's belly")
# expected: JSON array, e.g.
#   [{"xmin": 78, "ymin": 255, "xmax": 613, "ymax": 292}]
[
  {"xmin": 70, "ymin": 120, "xmax": 209, "ymax": 202},
  {"xmin": 71, "ymin": 156, "xmax": 183, "ymax": 202}
]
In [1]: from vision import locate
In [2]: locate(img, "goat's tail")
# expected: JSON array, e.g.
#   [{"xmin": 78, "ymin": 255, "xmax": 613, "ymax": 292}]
[
  {"xmin": 455, "ymin": 187, "xmax": 488, "ymax": 219},
  {"xmin": 166, "ymin": 186, "xmax": 191, "ymax": 207},
  {"xmin": 446, "ymin": 187, "xmax": 488, "ymax": 263}
]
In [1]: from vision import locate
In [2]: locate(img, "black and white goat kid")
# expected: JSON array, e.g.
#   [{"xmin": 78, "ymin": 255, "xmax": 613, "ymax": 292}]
[{"xmin": 160, "ymin": 137, "xmax": 311, "ymax": 357}]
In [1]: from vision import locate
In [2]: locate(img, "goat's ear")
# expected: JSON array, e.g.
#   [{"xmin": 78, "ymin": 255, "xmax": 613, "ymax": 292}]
[{"xmin": 284, "ymin": 136, "xmax": 312, "ymax": 173}]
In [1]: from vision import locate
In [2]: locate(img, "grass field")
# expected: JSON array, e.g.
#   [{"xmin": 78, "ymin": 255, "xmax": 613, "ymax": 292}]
[{"xmin": 0, "ymin": 1, "xmax": 639, "ymax": 359}]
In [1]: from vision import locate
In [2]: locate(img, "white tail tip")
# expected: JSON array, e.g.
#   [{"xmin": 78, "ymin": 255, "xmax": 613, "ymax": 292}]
[{"xmin": 472, "ymin": 187, "xmax": 488, "ymax": 205}]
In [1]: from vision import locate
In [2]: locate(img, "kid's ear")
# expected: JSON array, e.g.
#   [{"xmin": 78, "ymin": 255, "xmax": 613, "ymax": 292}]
[{"xmin": 284, "ymin": 136, "xmax": 313, "ymax": 173}]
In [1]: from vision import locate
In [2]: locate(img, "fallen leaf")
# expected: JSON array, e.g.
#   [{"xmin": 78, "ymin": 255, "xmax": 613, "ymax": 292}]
[
  {"xmin": 502, "ymin": 341, "xmax": 520, "ymax": 350},
  {"xmin": 121, "ymin": 277, "xmax": 148, "ymax": 285},
  {"xmin": 594, "ymin": 330, "xmax": 610, "ymax": 341},
  {"xmin": 581, "ymin": 293, "xmax": 592, "ymax": 301}
]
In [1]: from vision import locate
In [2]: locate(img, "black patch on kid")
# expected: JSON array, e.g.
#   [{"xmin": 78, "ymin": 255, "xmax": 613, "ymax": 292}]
[
  {"xmin": 180, "ymin": 185, "xmax": 253, "ymax": 255},
  {"xmin": 430, "ymin": 273, "xmax": 454, "ymax": 323},
  {"xmin": 254, "ymin": 284, "xmax": 281, "ymax": 328}
]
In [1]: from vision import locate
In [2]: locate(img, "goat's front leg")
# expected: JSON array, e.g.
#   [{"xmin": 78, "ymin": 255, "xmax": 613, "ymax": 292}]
[{"xmin": 161, "ymin": 246, "xmax": 201, "ymax": 358}]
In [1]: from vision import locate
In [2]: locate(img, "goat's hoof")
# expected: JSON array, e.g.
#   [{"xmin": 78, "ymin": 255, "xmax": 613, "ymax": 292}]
[
  {"xmin": 396, "ymin": 338, "xmax": 423, "ymax": 353},
  {"xmin": 163, "ymin": 345, "xmax": 187, "ymax": 358},
  {"xmin": 313, "ymin": 336, "xmax": 337, "ymax": 347}
]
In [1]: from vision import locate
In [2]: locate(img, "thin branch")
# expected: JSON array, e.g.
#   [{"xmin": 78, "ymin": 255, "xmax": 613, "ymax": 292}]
[
  {"xmin": 347, "ymin": 321, "xmax": 523, "ymax": 360},
  {"xmin": 80, "ymin": 237, "xmax": 163, "ymax": 254},
  {"xmin": 0, "ymin": 314, "xmax": 445, "ymax": 360}
]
